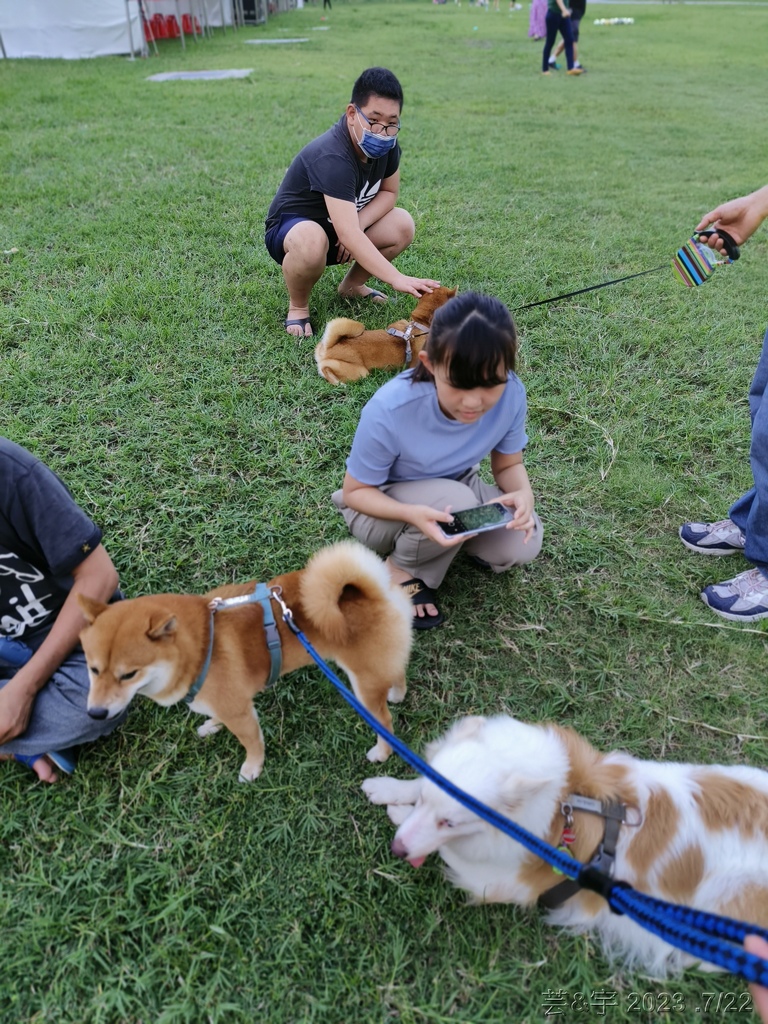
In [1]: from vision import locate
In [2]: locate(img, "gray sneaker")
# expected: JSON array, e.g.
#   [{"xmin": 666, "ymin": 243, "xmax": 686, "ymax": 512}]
[
  {"xmin": 679, "ymin": 518, "xmax": 745, "ymax": 556},
  {"xmin": 701, "ymin": 567, "xmax": 768, "ymax": 622}
]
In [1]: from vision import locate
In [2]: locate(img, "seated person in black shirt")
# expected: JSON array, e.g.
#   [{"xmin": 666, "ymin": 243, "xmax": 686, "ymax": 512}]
[{"xmin": 0, "ymin": 438, "xmax": 126, "ymax": 783}]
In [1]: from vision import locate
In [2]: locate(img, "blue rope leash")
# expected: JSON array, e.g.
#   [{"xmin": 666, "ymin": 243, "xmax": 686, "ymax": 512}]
[{"xmin": 276, "ymin": 605, "xmax": 768, "ymax": 984}]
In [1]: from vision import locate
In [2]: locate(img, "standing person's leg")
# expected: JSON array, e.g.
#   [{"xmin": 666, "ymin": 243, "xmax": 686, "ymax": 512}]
[
  {"xmin": 560, "ymin": 16, "xmax": 576, "ymax": 70},
  {"xmin": 337, "ymin": 209, "xmax": 415, "ymax": 303},
  {"xmin": 542, "ymin": 10, "xmax": 560, "ymax": 71},
  {"xmin": 698, "ymin": 328, "xmax": 768, "ymax": 619},
  {"xmin": 728, "ymin": 327, "xmax": 768, "ymax": 550},
  {"xmin": 554, "ymin": 17, "xmax": 579, "ymax": 64}
]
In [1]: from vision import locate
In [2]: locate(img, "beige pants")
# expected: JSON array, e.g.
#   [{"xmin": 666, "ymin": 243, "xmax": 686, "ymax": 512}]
[{"xmin": 332, "ymin": 466, "xmax": 543, "ymax": 590}]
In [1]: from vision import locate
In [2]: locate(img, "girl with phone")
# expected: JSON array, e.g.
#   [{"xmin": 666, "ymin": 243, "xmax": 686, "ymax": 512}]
[{"xmin": 332, "ymin": 291, "xmax": 542, "ymax": 629}]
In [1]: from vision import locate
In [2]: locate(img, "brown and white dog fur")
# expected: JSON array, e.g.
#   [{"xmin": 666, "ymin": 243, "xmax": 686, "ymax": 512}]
[
  {"xmin": 314, "ymin": 286, "xmax": 457, "ymax": 385},
  {"xmin": 78, "ymin": 541, "xmax": 413, "ymax": 782},
  {"xmin": 363, "ymin": 715, "xmax": 768, "ymax": 976}
]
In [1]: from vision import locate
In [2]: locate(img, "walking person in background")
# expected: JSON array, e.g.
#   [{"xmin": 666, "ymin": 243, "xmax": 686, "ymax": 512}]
[
  {"xmin": 551, "ymin": 0, "xmax": 586, "ymax": 69},
  {"xmin": 541, "ymin": 0, "xmax": 583, "ymax": 75}
]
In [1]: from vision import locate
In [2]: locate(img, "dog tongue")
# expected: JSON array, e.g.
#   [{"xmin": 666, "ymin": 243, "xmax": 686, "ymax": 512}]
[{"xmin": 407, "ymin": 855, "xmax": 426, "ymax": 868}]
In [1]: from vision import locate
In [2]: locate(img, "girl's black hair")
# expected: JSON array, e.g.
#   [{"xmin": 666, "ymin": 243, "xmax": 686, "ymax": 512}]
[{"xmin": 412, "ymin": 291, "xmax": 517, "ymax": 389}]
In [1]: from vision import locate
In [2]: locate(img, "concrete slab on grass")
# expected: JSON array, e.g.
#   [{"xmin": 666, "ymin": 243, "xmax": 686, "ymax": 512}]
[{"xmin": 147, "ymin": 69, "xmax": 254, "ymax": 82}]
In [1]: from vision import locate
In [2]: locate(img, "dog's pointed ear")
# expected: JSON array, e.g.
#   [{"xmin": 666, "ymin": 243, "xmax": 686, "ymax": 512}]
[
  {"xmin": 147, "ymin": 614, "xmax": 177, "ymax": 640},
  {"xmin": 78, "ymin": 595, "xmax": 109, "ymax": 623},
  {"xmin": 499, "ymin": 772, "xmax": 556, "ymax": 814},
  {"xmin": 426, "ymin": 715, "xmax": 486, "ymax": 760}
]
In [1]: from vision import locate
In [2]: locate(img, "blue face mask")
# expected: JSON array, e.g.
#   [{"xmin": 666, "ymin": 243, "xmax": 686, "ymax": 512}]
[{"xmin": 355, "ymin": 108, "xmax": 399, "ymax": 160}]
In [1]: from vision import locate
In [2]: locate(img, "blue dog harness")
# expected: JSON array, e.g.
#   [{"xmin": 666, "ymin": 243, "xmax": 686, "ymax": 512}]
[{"xmin": 183, "ymin": 582, "xmax": 282, "ymax": 704}]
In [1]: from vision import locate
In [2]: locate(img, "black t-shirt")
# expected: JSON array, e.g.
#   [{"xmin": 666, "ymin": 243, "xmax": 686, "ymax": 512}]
[
  {"xmin": 0, "ymin": 438, "xmax": 102, "ymax": 644},
  {"xmin": 570, "ymin": 0, "xmax": 586, "ymax": 16},
  {"xmin": 265, "ymin": 115, "xmax": 401, "ymax": 232}
]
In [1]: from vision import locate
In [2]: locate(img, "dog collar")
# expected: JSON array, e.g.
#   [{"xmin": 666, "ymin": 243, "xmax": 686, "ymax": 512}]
[
  {"xmin": 386, "ymin": 320, "xmax": 431, "ymax": 365},
  {"xmin": 538, "ymin": 794, "xmax": 642, "ymax": 910},
  {"xmin": 182, "ymin": 582, "xmax": 283, "ymax": 705}
]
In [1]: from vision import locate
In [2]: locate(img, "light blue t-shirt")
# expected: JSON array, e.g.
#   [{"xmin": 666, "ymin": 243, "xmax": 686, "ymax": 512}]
[{"xmin": 346, "ymin": 370, "xmax": 529, "ymax": 485}]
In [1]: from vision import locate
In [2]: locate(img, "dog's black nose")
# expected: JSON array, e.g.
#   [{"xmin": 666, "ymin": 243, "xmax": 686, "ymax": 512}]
[
  {"xmin": 391, "ymin": 838, "xmax": 407, "ymax": 860},
  {"xmin": 87, "ymin": 707, "xmax": 109, "ymax": 720}
]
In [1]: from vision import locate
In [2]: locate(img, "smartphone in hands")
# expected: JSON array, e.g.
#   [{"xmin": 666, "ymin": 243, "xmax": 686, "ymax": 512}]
[{"xmin": 438, "ymin": 502, "xmax": 515, "ymax": 538}]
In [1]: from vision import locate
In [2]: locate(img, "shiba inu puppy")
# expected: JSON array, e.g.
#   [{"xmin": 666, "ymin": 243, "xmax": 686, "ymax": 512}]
[{"xmin": 79, "ymin": 542, "xmax": 413, "ymax": 781}]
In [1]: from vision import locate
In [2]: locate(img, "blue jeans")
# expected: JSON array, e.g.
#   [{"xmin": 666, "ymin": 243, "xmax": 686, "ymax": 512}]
[
  {"xmin": 543, "ymin": 9, "xmax": 574, "ymax": 70},
  {"xmin": 729, "ymin": 326, "xmax": 768, "ymax": 577}
]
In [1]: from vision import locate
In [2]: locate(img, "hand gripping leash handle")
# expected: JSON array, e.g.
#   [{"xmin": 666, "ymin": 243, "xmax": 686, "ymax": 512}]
[{"xmin": 696, "ymin": 227, "xmax": 741, "ymax": 261}]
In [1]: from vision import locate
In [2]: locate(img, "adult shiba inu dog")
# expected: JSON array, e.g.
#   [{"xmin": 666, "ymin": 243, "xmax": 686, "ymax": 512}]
[
  {"xmin": 364, "ymin": 714, "xmax": 768, "ymax": 975},
  {"xmin": 79, "ymin": 542, "xmax": 413, "ymax": 782},
  {"xmin": 314, "ymin": 286, "xmax": 457, "ymax": 385}
]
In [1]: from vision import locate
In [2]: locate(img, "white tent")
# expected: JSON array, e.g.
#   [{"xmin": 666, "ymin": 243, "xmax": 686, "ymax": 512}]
[
  {"xmin": 0, "ymin": 0, "xmax": 234, "ymax": 60},
  {"xmin": 0, "ymin": 0, "xmax": 143, "ymax": 59}
]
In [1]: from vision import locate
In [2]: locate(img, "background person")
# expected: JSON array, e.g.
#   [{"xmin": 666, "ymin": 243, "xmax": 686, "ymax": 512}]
[
  {"xmin": 552, "ymin": 0, "xmax": 586, "ymax": 69},
  {"xmin": 264, "ymin": 67, "xmax": 439, "ymax": 339},
  {"xmin": 679, "ymin": 184, "xmax": 768, "ymax": 620},
  {"xmin": 332, "ymin": 292, "xmax": 543, "ymax": 629},
  {"xmin": 541, "ymin": 0, "xmax": 583, "ymax": 74},
  {"xmin": 529, "ymin": 0, "xmax": 547, "ymax": 39},
  {"xmin": 0, "ymin": 437, "xmax": 126, "ymax": 783}
]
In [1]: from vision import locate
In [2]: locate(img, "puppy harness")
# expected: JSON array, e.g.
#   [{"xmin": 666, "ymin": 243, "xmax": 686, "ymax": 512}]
[
  {"xmin": 183, "ymin": 583, "xmax": 282, "ymax": 704},
  {"xmin": 538, "ymin": 794, "xmax": 641, "ymax": 909},
  {"xmin": 386, "ymin": 319, "xmax": 431, "ymax": 366}
]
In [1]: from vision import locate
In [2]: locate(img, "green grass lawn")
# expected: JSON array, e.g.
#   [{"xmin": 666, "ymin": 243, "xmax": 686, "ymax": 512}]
[{"xmin": 2, "ymin": 1, "xmax": 768, "ymax": 1020}]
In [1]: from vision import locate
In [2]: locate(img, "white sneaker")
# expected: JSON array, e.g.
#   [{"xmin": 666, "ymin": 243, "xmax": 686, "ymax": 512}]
[
  {"xmin": 700, "ymin": 567, "xmax": 768, "ymax": 622},
  {"xmin": 679, "ymin": 518, "xmax": 746, "ymax": 556}
]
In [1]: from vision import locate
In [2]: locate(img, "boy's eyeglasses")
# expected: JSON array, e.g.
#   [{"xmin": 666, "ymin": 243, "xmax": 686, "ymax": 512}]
[{"xmin": 356, "ymin": 106, "xmax": 400, "ymax": 137}]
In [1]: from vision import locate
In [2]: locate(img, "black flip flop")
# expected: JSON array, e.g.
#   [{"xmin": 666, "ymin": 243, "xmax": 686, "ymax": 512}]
[
  {"xmin": 399, "ymin": 577, "xmax": 445, "ymax": 630},
  {"xmin": 284, "ymin": 316, "xmax": 313, "ymax": 338}
]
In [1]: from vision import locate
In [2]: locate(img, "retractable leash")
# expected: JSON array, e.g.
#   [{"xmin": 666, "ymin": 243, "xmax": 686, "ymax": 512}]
[
  {"xmin": 514, "ymin": 229, "xmax": 740, "ymax": 311},
  {"xmin": 268, "ymin": 586, "xmax": 768, "ymax": 986}
]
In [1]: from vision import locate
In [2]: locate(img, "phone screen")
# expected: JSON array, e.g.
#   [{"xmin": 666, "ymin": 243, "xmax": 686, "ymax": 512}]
[{"xmin": 439, "ymin": 502, "xmax": 514, "ymax": 536}]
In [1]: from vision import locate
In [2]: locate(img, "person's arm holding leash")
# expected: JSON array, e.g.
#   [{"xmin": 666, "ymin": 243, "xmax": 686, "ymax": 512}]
[
  {"xmin": 325, "ymin": 194, "xmax": 440, "ymax": 299},
  {"xmin": 697, "ymin": 184, "xmax": 768, "ymax": 251},
  {"xmin": 0, "ymin": 545, "xmax": 118, "ymax": 744},
  {"xmin": 342, "ymin": 472, "xmax": 466, "ymax": 548}
]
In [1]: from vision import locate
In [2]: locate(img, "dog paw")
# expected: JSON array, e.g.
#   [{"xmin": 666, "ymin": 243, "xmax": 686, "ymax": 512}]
[
  {"xmin": 387, "ymin": 684, "xmax": 406, "ymax": 704},
  {"xmin": 362, "ymin": 776, "xmax": 423, "ymax": 805},
  {"xmin": 238, "ymin": 760, "xmax": 263, "ymax": 782},
  {"xmin": 362, "ymin": 776, "xmax": 402, "ymax": 804},
  {"xmin": 197, "ymin": 717, "xmax": 223, "ymax": 738},
  {"xmin": 366, "ymin": 741, "xmax": 392, "ymax": 763}
]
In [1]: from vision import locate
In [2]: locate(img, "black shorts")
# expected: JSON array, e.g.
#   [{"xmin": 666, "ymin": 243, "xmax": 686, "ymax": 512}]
[{"xmin": 264, "ymin": 213, "xmax": 342, "ymax": 267}]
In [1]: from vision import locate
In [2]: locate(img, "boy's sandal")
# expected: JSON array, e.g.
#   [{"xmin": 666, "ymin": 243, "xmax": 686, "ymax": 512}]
[
  {"xmin": 399, "ymin": 577, "xmax": 445, "ymax": 630},
  {"xmin": 341, "ymin": 288, "xmax": 389, "ymax": 305},
  {"xmin": 284, "ymin": 316, "xmax": 313, "ymax": 338}
]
